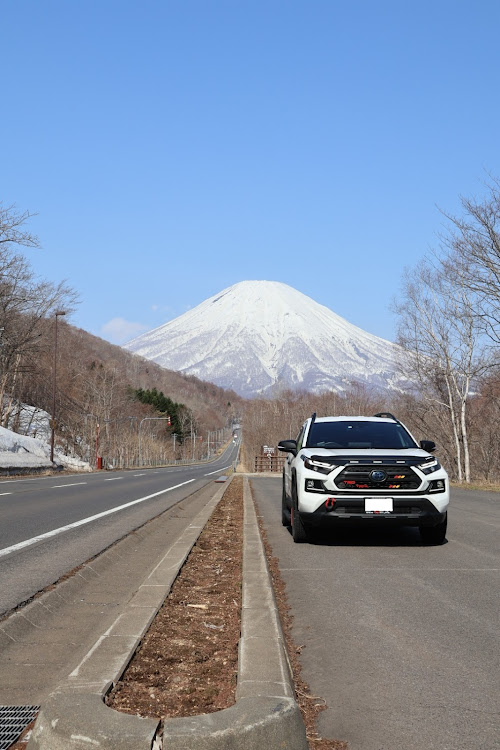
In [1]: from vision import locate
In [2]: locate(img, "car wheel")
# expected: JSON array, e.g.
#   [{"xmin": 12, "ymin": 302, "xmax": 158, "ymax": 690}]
[
  {"xmin": 420, "ymin": 513, "xmax": 447, "ymax": 545},
  {"xmin": 282, "ymin": 481, "xmax": 291, "ymax": 526},
  {"xmin": 291, "ymin": 483, "xmax": 308, "ymax": 543}
]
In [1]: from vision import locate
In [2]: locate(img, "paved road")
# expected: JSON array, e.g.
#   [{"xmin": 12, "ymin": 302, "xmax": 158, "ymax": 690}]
[
  {"xmin": 251, "ymin": 477, "xmax": 500, "ymax": 750},
  {"xmin": 0, "ymin": 442, "xmax": 239, "ymax": 616},
  {"xmin": 0, "ymin": 480, "xmax": 227, "ymax": 706}
]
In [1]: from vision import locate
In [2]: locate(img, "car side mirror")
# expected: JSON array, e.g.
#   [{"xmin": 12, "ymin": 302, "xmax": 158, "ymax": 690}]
[
  {"xmin": 278, "ymin": 439, "xmax": 297, "ymax": 456},
  {"xmin": 420, "ymin": 440, "xmax": 436, "ymax": 452}
]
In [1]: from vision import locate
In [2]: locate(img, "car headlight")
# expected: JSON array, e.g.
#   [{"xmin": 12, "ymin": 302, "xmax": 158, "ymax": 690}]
[
  {"xmin": 428, "ymin": 478, "xmax": 446, "ymax": 492},
  {"xmin": 417, "ymin": 457, "xmax": 441, "ymax": 475},
  {"xmin": 303, "ymin": 457, "xmax": 333, "ymax": 475}
]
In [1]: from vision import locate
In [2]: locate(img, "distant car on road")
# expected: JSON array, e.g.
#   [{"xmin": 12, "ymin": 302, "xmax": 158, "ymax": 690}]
[{"xmin": 278, "ymin": 413, "xmax": 449, "ymax": 544}]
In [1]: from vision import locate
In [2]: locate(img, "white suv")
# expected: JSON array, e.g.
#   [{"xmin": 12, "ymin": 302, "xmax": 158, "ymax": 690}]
[{"xmin": 278, "ymin": 413, "xmax": 449, "ymax": 544}]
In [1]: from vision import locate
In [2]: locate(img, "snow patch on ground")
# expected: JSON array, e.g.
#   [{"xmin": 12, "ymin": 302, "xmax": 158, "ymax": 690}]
[{"xmin": 0, "ymin": 424, "xmax": 91, "ymax": 471}]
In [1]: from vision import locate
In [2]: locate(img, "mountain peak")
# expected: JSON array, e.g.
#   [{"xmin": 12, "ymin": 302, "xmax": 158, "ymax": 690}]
[{"xmin": 124, "ymin": 281, "xmax": 404, "ymax": 397}]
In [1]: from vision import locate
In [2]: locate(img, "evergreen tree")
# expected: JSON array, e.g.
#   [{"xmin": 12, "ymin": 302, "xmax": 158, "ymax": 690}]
[{"xmin": 132, "ymin": 387, "xmax": 185, "ymax": 439}]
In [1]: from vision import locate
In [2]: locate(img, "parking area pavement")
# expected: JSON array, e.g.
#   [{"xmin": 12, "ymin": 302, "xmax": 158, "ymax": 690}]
[{"xmin": 251, "ymin": 476, "xmax": 500, "ymax": 750}]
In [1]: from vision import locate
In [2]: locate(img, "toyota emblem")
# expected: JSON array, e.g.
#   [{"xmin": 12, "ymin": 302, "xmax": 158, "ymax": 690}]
[{"xmin": 370, "ymin": 470, "xmax": 387, "ymax": 483}]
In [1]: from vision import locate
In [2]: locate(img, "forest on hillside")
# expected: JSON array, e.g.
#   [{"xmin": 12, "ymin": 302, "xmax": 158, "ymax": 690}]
[{"xmin": 0, "ymin": 202, "xmax": 240, "ymax": 467}]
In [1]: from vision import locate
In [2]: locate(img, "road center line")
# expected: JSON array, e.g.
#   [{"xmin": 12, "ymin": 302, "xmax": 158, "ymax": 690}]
[
  {"xmin": 0, "ymin": 492, "xmax": 12, "ymax": 496},
  {"xmin": 0, "ymin": 478, "xmax": 196, "ymax": 559},
  {"xmin": 104, "ymin": 477, "xmax": 123, "ymax": 481}
]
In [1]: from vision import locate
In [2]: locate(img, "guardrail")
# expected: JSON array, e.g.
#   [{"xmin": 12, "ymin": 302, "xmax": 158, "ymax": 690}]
[{"xmin": 254, "ymin": 454, "xmax": 285, "ymax": 473}]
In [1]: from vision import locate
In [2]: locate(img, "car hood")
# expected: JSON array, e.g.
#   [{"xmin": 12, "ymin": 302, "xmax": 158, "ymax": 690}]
[{"xmin": 299, "ymin": 448, "xmax": 434, "ymax": 460}]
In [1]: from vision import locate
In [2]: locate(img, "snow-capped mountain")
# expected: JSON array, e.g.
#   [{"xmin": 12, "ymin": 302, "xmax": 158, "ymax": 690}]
[{"xmin": 124, "ymin": 281, "xmax": 406, "ymax": 397}]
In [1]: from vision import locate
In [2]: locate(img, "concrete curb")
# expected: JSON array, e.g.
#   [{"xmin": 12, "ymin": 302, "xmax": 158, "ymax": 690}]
[{"xmin": 28, "ymin": 477, "xmax": 308, "ymax": 750}]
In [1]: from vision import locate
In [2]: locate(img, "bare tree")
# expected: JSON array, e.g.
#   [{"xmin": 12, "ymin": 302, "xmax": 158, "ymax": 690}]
[
  {"xmin": 394, "ymin": 262, "xmax": 487, "ymax": 482},
  {"xmin": 440, "ymin": 177, "xmax": 500, "ymax": 346},
  {"xmin": 468, "ymin": 374, "xmax": 500, "ymax": 481},
  {"xmin": 0, "ymin": 203, "xmax": 78, "ymax": 425},
  {"xmin": 0, "ymin": 203, "xmax": 40, "ymax": 251}
]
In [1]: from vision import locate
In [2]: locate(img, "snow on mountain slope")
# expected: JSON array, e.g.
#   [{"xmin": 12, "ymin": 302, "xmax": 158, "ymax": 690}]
[{"xmin": 124, "ymin": 281, "xmax": 407, "ymax": 397}]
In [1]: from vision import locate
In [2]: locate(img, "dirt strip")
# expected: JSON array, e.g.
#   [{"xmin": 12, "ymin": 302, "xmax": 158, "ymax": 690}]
[
  {"xmin": 107, "ymin": 476, "xmax": 243, "ymax": 718},
  {"xmin": 106, "ymin": 474, "xmax": 348, "ymax": 748}
]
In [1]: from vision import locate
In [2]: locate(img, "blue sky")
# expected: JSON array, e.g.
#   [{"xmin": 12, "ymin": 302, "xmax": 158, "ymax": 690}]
[{"xmin": 2, "ymin": 0, "xmax": 499, "ymax": 344}]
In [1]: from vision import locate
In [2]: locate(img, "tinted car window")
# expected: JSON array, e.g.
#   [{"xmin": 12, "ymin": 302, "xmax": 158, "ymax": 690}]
[{"xmin": 306, "ymin": 421, "xmax": 417, "ymax": 449}]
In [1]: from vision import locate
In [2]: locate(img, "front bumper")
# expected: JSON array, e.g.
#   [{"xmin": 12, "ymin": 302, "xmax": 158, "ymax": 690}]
[{"xmin": 300, "ymin": 497, "xmax": 447, "ymax": 528}]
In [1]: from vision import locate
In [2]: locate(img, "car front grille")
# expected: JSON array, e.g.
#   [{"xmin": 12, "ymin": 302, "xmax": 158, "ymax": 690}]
[{"xmin": 334, "ymin": 464, "xmax": 421, "ymax": 491}]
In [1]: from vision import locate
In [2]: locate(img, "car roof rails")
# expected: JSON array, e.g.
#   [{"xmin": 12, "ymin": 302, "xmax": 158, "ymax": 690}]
[{"xmin": 374, "ymin": 412, "xmax": 398, "ymax": 422}]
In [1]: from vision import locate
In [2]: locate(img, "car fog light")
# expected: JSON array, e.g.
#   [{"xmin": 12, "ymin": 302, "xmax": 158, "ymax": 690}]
[
  {"xmin": 429, "ymin": 479, "xmax": 445, "ymax": 492},
  {"xmin": 304, "ymin": 478, "xmax": 326, "ymax": 492}
]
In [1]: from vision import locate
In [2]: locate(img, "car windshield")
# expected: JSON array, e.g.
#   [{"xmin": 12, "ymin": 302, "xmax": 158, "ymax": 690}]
[{"xmin": 306, "ymin": 421, "xmax": 417, "ymax": 449}]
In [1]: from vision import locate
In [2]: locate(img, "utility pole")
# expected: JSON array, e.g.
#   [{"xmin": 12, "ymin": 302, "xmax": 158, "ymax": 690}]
[{"xmin": 50, "ymin": 310, "xmax": 66, "ymax": 463}]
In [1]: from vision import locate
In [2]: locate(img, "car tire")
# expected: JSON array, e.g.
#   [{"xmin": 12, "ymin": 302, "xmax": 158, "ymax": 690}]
[
  {"xmin": 420, "ymin": 513, "xmax": 447, "ymax": 545},
  {"xmin": 282, "ymin": 481, "xmax": 291, "ymax": 526},
  {"xmin": 291, "ymin": 483, "xmax": 308, "ymax": 543}
]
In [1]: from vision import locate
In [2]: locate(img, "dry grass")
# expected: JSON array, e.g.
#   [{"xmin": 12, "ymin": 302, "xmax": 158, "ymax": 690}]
[{"xmin": 451, "ymin": 480, "xmax": 500, "ymax": 493}]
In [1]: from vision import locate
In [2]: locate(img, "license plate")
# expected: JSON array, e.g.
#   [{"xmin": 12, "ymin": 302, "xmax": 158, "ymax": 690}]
[{"xmin": 365, "ymin": 497, "xmax": 393, "ymax": 513}]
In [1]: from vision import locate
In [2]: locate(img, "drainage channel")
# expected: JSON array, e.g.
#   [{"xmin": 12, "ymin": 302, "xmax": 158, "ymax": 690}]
[{"xmin": 0, "ymin": 706, "xmax": 39, "ymax": 749}]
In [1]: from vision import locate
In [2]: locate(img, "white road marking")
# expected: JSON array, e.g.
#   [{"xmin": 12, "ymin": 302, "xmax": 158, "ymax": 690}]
[
  {"xmin": 280, "ymin": 567, "xmax": 500, "ymax": 572},
  {"xmin": 0, "ymin": 492, "xmax": 12, "ymax": 496},
  {"xmin": 133, "ymin": 473, "xmax": 146, "ymax": 477},
  {"xmin": 104, "ymin": 477, "xmax": 123, "ymax": 481},
  {"xmin": 52, "ymin": 482, "xmax": 88, "ymax": 488},
  {"xmin": 0, "ymin": 477, "xmax": 43, "ymax": 484},
  {"xmin": 69, "ymin": 621, "xmax": 116, "ymax": 677},
  {"xmin": 204, "ymin": 465, "xmax": 233, "ymax": 476},
  {"xmin": 0, "ymin": 478, "xmax": 196, "ymax": 559}
]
